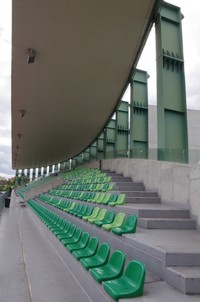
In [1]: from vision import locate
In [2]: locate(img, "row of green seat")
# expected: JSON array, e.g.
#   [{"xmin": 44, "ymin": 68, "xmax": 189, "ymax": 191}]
[
  {"xmin": 28, "ymin": 199, "xmax": 145, "ymax": 301},
  {"xmin": 67, "ymin": 175, "xmax": 111, "ymax": 185},
  {"xmin": 38, "ymin": 196, "xmax": 137, "ymax": 235},
  {"xmin": 52, "ymin": 182, "xmax": 114, "ymax": 193},
  {"xmin": 45, "ymin": 191, "xmax": 125, "ymax": 206}
]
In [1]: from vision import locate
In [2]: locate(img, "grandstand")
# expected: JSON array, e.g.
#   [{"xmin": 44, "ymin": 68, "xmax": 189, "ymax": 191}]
[{"xmin": 1, "ymin": 0, "xmax": 200, "ymax": 301}]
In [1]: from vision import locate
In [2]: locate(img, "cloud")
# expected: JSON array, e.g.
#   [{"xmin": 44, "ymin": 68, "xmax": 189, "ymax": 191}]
[{"xmin": 0, "ymin": 145, "xmax": 14, "ymax": 178}]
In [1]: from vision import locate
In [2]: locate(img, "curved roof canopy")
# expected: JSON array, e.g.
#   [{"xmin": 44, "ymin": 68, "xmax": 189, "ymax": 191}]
[{"xmin": 12, "ymin": 0, "xmax": 161, "ymax": 169}]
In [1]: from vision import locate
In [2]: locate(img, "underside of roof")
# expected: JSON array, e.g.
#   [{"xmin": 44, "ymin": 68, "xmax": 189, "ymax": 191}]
[{"xmin": 12, "ymin": 0, "xmax": 162, "ymax": 169}]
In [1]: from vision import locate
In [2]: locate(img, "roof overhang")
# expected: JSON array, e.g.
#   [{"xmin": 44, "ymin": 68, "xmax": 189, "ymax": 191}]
[{"xmin": 12, "ymin": 0, "xmax": 162, "ymax": 169}]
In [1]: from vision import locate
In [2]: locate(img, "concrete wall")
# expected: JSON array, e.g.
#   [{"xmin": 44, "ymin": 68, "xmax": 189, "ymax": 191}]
[
  {"xmin": 24, "ymin": 176, "xmax": 64, "ymax": 202},
  {"xmin": 85, "ymin": 158, "xmax": 200, "ymax": 227}
]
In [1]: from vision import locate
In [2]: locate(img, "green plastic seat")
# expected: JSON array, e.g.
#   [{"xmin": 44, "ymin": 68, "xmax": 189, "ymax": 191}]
[
  {"xmin": 90, "ymin": 250, "xmax": 126, "ymax": 283},
  {"xmin": 61, "ymin": 227, "xmax": 82, "ymax": 246},
  {"xmin": 108, "ymin": 193, "xmax": 126, "ymax": 206},
  {"xmin": 57, "ymin": 224, "xmax": 76, "ymax": 240},
  {"xmin": 103, "ymin": 260, "xmax": 146, "ymax": 300},
  {"xmin": 87, "ymin": 208, "xmax": 107, "ymax": 224},
  {"xmin": 79, "ymin": 205, "xmax": 93, "ymax": 218},
  {"xmin": 63, "ymin": 201, "xmax": 76, "ymax": 212},
  {"xmin": 95, "ymin": 193, "xmax": 106, "ymax": 204},
  {"xmin": 76, "ymin": 204, "xmax": 88, "ymax": 218},
  {"xmin": 66, "ymin": 232, "xmax": 90, "ymax": 253},
  {"xmin": 94, "ymin": 211, "xmax": 115, "ymax": 227},
  {"xmin": 102, "ymin": 212, "xmax": 126, "ymax": 231},
  {"xmin": 80, "ymin": 242, "xmax": 110, "ymax": 270},
  {"xmin": 72, "ymin": 237, "xmax": 99, "ymax": 260},
  {"xmin": 54, "ymin": 221, "xmax": 71, "ymax": 236},
  {"xmin": 112, "ymin": 215, "xmax": 138, "ymax": 235},
  {"xmin": 82, "ymin": 207, "xmax": 100, "ymax": 221}
]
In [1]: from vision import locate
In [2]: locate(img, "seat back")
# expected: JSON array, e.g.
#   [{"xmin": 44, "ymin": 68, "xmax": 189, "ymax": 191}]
[
  {"xmin": 124, "ymin": 261, "xmax": 146, "ymax": 293},
  {"xmin": 72, "ymin": 228, "xmax": 83, "ymax": 240},
  {"xmin": 79, "ymin": 232, "xmax": 90, "ymax": 245},
  {"xmin": 104, "ymin": 211, "xmax": 115, "ymax": 223},
  {"xmin": 125, "ymin": 215, "xmax": 138, "ymax": 232},
  {"xmin": 87, "ymin": 237, "xmax": 99, "ymax": 252},
  {"xmin": 96, "ymin": 208, "xmax": 107, "ymax": 221},
  {"xmin": 97, "ymin": 242, "xmax": 110, "ymax": 261},
  {"xmin": 109, "ymin": 250, "xmax": 126, "ymax": 274},
  {"xmin": 114, "ymin": 212, "xmax": 126, "ymax": 225}
]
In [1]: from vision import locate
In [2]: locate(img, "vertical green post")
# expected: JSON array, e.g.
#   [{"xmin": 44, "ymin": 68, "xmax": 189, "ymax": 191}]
[
  {"xmin": 90, "ymin": 142, "xmax": 97, "ymax": 161},
  {"xmin": 156, "ymin": 2, "xmax": 188, "ymax": 163},
  {"xmin": 105, "ymin": 119, "xmax": 116, "ymax": 159},
  {"xmin": 116, "ymin": 101, "xmax": 129, "ymax": 158},
  {"xmin": 130, "ymin": 69, "xmax": 149, "ymax": 159},
  {"xmin": 97, "ymin": 132, "xmax": 105, "ymax": 160},
  {"xmin": 83, "ymin": 148, "xmax": 90, "ymax": 162}
]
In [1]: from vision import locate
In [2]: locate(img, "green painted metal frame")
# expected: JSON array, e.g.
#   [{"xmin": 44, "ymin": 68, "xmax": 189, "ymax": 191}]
[
  {"xmin": 116, "ymin": 101, "xmax": 129, "ymax": 158},
  {"xmin": 155, "ymin": 2, "xmax": 188, "ymax": 163},
  {"xmin": 97, "ymin": 132, "xmax": 105, "ymax": 160},
  {"xmin": 130, "ymin": 69, "xmax": 149, "ymax": 159},
  {"xmin": 90, "ymin": 142, "xmax": 97, "ymax": 160},
  {"xmin": 104, "ymin": 119, "xmax": 116, "ymax": 159}
]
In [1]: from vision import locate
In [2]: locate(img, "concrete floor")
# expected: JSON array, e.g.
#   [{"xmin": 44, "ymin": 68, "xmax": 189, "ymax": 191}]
[{"xmin": 0, "ymin": 192, "xmax": 200, "ymax": 302}]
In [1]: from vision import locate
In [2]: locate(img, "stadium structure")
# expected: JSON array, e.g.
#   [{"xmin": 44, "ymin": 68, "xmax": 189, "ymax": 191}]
[{"xmin": 1, "ymin": 1, "xmax": 200, "ymax": 301}]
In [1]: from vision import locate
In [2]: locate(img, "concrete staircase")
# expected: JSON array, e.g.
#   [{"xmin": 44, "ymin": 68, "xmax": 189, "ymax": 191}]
[{"xmin": 104, "ymin": 170, "xmax": 200, "ymax": 294}]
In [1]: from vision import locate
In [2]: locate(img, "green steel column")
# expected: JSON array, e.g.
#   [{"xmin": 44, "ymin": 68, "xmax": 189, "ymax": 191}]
[
  {"xmin": 71, "ymin": 159, "xmax": 77, "ymax": 168},
  {"xmin": 90, "ymin": 142, "xmax": 97, "ymax": 161},
  {"xmin": 104, "ymin": 119, "xmax": 116, "ymax": 159},
  {"xmin": 116, "ymin": 101, "xmax": 129, "ymax": 158},
  {"xmin": 130, "ymin": 69, "xmax": 149, "ymax": 159},
  {"xmin": 76, "ymin": 154, "xmax": 83, "ymax": 165},
  {"xmin": 156, "ymin": 2, "xmax": 188, "ymax": 163},
  {"xmin": 97, "ymin": 132, "xmax": 105, "ymax": 160},
  {"xmin": 83, "ymin": 148, "xmax": 90, "ymax": 162}
]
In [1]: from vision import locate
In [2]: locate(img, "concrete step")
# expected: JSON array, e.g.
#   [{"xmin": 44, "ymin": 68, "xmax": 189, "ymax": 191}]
[
  {"xmin": 139, "ymin": 218, "xmax": 196, "ymax": 229},
  {"xmin": 126, "ymin": 196, "xmax": 160, "ymax": 204},
  {"xmin": 117, "ymin": 185, "xmax": 145, "ymax": 191},
  {"xmin": 115, "ymin": 181, "xmax": 143, "ymax": 186},
  {"xmin": 137, "ymin": 208, "xmax": 190, "ymax": 218},
  {"xmin": 166, "ymin": 267, "xmax": 200, "ymax": 294},
  {"xmin": 123, "ymin": 191, "xmax": 159, "ymax": 197},
  {"xmin": 110, "ymin": 176, "xmax": 132, "ymax": 182}
]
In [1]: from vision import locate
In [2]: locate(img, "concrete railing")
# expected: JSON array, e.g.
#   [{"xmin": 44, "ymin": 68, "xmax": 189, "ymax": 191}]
[{"xmin": 83, "ymin": 158, "xmax": 200, "ymax": 227}]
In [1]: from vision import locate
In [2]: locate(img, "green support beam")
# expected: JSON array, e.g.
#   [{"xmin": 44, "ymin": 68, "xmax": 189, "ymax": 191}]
[
  {"xmin": 155, "ymin": 2, "xmax": 188, "ymax": 163},
  {"xmin": 83, "ymin": 148, "xmax": 90, "ymax": 162},
  {"xmin": 97, "ymin": 132, "xmax": 105, "ymax": 160},
  {"xmin": 130, "ymin": 69, "xmax": 149, "ymax": 158},
  {"xmin": 105, "ymin": 119, "xmax": 116, "ymax": 159},
  {"xmin": 90, "ymin": 142, "xmax": 97, "ymax": 160},
  {"xmin": 116, "ymin": 101, "xmax": 129, "ymax": 158}
]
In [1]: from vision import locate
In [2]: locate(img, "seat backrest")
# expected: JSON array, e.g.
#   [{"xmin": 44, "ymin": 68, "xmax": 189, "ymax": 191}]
[
  {"xmin": 97, "ymin": 242, "xmax": 110, "ymax": 261},
  {"xmin": 104, "ymin": 211, "xmax": 115, "ymax": 222},
  {"xmin": 109, "ymin": 250, "xmax": 126, "ymax": 272},
  {"xmin": 73, "ymin": 228, "xmax": 83, "ymax": 240},
  {"xmin": 87, "ymin": 237, "xmax": 99, "ymax": 251},
  {"xmin": 85, "ymin": 206, "xmax": 93, "ymax": 216},
  {"xmin": 124, "ymin": 261, "xmax": 146, "ymax": 291},
  {"xmin": 90, "ymin": 207, "xmax": 100, "ymax": 217},
  {"xmin": 79, "ymin": 232, "xmax": 90, "ymax": 245},
  {"xmin": 125, "ymin": 215, "xmax": 137, "ymax": 231},
  {"xmin": 97, "ymin": 208, "xmax": 107, "ymax": 220},
  {"xmin": 67, "ymin": 224, "xmax": 76, "ymax": 236},
  {"xmin": 114, "ymin": 212, "xmax": 126, "ymax": 224}
]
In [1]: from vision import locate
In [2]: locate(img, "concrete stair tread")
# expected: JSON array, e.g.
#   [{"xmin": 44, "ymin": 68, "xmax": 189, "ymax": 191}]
[
  {"xmin": 167, "ymin": 267, "xmax": 200, "ymax": 277},
  {"xmin": 166, "ymin": 267, "xmax": 200, "ymax": 294}
]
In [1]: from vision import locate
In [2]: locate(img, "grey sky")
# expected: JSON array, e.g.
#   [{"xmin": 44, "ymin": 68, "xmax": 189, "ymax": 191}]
[{"xmin": 0, "ymin": 0, "xmax": 200, "ymax": 178}]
